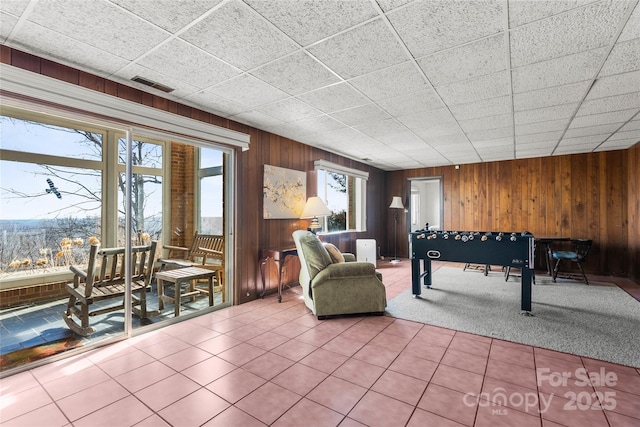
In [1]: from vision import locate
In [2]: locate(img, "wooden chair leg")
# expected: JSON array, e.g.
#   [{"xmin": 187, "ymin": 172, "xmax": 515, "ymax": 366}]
[
  {"xmin": 577, "ymin": 262, "xmax": 589, "ymax": 285},
  {"xmin": 552, "ymin": 259, "xmax": 561, "ymax": 282}
]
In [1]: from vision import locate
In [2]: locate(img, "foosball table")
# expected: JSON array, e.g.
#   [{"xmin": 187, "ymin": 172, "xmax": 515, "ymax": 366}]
[{"xmin": 410, "ymin": 230, "xmax": 535, "ymax": 312}]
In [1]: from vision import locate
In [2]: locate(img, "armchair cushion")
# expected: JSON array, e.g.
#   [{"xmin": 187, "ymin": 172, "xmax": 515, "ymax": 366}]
[
  {"xmin": 323, "ymin": 243, "xmax": 345, "ymax": 263},
  {"xmin": 296, "ymin": 230, "xmax": 332, "ymax": 280}
]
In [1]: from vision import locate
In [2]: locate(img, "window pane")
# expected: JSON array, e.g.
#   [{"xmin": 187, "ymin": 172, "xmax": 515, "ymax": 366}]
[
  {"xmin": 117, "ymin": 173, "xmax": 163, "ymax": 246},
  {"xmin": 200, "ymin": 175, "xmax": 223, "ymax": 234},
  {"xmin": 1, "ymin": 115, "xmax": 103, "ymax": 160},
  {"xmin": 0, "ymin": 160, "xmax": 102, "ymax": 278},
  {"xmin": 200, "ymin": 148, "xmax": 223, "ymax": 169},
  {"xmin": 118, "ymin": 137, "xmax": 162, "ymax": 168}
]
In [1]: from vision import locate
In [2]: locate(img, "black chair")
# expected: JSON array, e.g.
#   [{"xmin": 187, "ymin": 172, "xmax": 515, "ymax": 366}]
[{"xmin": 552, "ymin": 239, "xmax": 592, "ymax": 284}]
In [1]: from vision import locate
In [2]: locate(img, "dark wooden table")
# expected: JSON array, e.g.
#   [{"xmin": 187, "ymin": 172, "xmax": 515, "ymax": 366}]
[{"xmin": 259, "ymin": 247, "xmax": 297, "ymax": 302}]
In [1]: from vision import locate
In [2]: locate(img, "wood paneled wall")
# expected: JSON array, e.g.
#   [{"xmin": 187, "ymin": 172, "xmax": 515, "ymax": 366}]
[
  {"xmin": 387, "ymin": 150, "xmax": 638, "ymax": 278},
  {"xmin": 2, "ymin": 45, "xmax": 638, "ymax": 303}
]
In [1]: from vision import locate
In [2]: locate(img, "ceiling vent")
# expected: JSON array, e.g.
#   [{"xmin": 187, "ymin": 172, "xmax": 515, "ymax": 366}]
[{"xmin": 131, "ymin": 76, "xmax": 174, "ymax": 93}]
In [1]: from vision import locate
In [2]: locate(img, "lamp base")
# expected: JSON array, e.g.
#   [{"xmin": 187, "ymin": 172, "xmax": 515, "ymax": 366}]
[{"xmin": 390, "ymin": 258, "xmax": 402, "ymax": 264}]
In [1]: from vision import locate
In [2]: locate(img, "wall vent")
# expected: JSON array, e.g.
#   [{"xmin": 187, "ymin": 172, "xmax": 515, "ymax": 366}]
[{"xmin": 131, "ymin": 76, "xmax": 174, "ymax": 93}]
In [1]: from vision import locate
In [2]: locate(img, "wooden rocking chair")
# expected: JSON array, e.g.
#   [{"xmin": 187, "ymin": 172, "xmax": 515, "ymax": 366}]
[
  {"xmin": 158, "ymin": 232, "xmax": 225, "ymax": 302},
  {"xmin": 62, "ymin": 241, "xmax": 157, "ymax": 337}
]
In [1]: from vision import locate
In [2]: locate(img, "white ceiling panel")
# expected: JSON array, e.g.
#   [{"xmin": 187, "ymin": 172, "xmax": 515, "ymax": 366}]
[
  {"xmin": 244, "ymin": 0, "xmax": 377, "ymax": 46},
  {"xmin": 513, "ymin": 81, "xmax": 591, "ymax": 111},
  {"xmin": 349, "ymin": 61, "xmax": 428, "ymax": 101},
  {"xmin": 250, "ymin": 51, "xmax": 340, "ymax": 96},
  {"xmin": 180, "ymin": 0, "xmax": 298, "ymax": 69},
  {"xmin": 598, "ymin": 37, "xmax": 640, "ymax": 77},
  {"xmin": 512, "ymin": 48, "xmax": 606, "ymax": 93},
  {"xmin": 436, "ymin": 71, "xmax": 511, "ymax": 106},
  {"xmin": 110, "ymin": 0, "xmax": 223, "ymax": 33},
  {"xmin": 135, "ymin": 39, "xmax": 241, "ymax": 89},
  {"xmin": 387, "ymin": 0, "xmax": 503, "ymax": 58},
  {"xmin": 510, "ymin": 0, "xmax": 633, "ymax": 67},
  {"xmin": 307, "ymin": 19, "xmax": 407, "ymax": 79},
  {"xmin": 2, "ymin": 0, "xmax": 638, "ymax": 171},
  {"xmin": 297, "ymin": 82, "xmax": 369, "ymax": 113},
  {"xmin": 417, "ymin": 34, "xmax": 506, "ymax": 87}
]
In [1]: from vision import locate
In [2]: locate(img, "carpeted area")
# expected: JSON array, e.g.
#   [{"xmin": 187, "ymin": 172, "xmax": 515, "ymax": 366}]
[{"xmin": 386, "ymin": 266, "xmax": 640, "ymax": 368}]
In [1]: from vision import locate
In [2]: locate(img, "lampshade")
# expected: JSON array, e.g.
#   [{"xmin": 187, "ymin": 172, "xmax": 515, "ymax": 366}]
[
  {"xmin": 389, "ymin": 196, "xmax": 404, "ymax": 209},
  {"xmin": 300, "ymin": 196, "xmax": 331, "ymax": 218}
]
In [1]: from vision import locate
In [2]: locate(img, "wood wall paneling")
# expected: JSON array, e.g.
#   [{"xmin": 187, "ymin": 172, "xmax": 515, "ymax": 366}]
[{"xmin": 4, "ymin": 46, "xmax": 639, "ymax": 300}]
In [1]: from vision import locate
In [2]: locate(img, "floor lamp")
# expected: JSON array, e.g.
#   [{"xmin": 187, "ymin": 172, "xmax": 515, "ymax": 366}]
[{"xmin": 389, "ymin": 196, "xmax": 404, "ymax": 263}]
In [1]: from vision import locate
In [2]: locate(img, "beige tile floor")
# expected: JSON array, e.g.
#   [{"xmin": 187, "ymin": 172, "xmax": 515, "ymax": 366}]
[{"xmin": 1, "ymin": 261, "xmax": 639, "ymax": 427}]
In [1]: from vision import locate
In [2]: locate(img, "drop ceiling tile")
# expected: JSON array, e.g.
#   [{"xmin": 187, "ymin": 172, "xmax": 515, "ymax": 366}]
[
  {"xmin": 508, "ymin": 0, "xmax": 588, "ymax": 28},
  {"xmin": 417, "ymin": 34, "xmax": 506, "ymax": 86},
  {"xmin": 353, "ymin": 118, "xmax": 407, "ymax": 139},
  {"xmin": 181, "ymin": 0, "xmax": 298, "ymax": 69},
  {"xmin": 26, "ymin": 0, "xmax": 168, "ymax": 60},
  {"xmin": 377, "ymin": 131, "xmax": 425, "ymax": 147},
  {"xmin": 515, "ymin": 118, "xmax": 570, "ymax": 135},
  {"xmin": 598, "ymin": 38, "xmax": 640, "ymax": 77},
  {"xmin": 563, "ymin": 123, "xmax": 622, "ymax": 138},
  {"xmin": 512, "ymin": 48, "xmax": 606, "ymax": 93},
  {"xmin": 376, "ymin": 89, "xmax": 444, "ymax": 117},
  {"xmin": 280, "ymin": 115, "xmax": 346, "ymax": 136},
  {"xmin": 330, "ymin": 104, "xmax": 391, "ymax": 126},
  {"xmin": 1, "ymin": 13, "xmax": 19, "ymax": 43},
  {"xmin": 477, "ymin": 145, "xmax": 514, "ymax": 155},
  {"xmin": 576, "ymin": 92, "xmax": 640, "ymax": 116},
  {"xmin": 412, "ymin": 124, "xmax": 463, "ymax": 140},
  {"xmin": 135, "ymin": 39, "xmax": 241, "ymax": 89},
  {"xmin": 251, "ymin": 51, "xmax": 340, "ymax": 96},
  {"xmin": 513, "ymin": 81, "xmax": 590, "ymax": 111},
  {"xmin": 8, "ymin": 21, "xmax": 129, "ymax": 76},
  {"xmin": 207, "ymin": 74, "xmax": 289, "ymax": 108},
  {"xmin": 244, "ymin": 0, "xmax": 377, "ymax": 46},
  {"xmin": 605, "ymin": 129, "xmax": 638, "ymax": 141},
  {"xmin": 517, "ymin": 140, "xmax": 559, "ymax": 151},
  {"xmin": 186, "ymin": 90, "xmax": 247, "ymax": 117},
  {"xmin": 510, "ymin": 0, "xmax": 632, "ymax": 67},
  {"xmin": 516, "ymin": 149, "xmax": 553, "ymax": 159},
  {"xmin": 515, "ymin": 103, "xmax": 578, "ymax": 125},
  {"xmin": 466, "ymin": 126, "xmax": 514, "ymax": 142},
  {"xmin": 568, "ymin": 109, "xmax": 637, "ymax": 128},
  {"xmin": 255, "ymin": 98, "xmax": 322, "ymax": 122},
  {"xmin": 561, "ymin": 134, "xmax": 609, "ymax": 146},
  {"xmin": 595, "ymin": 138, "xmax": 640, "ymax": 150},
  {"xmin": 619, "ymin": 117, "xmax": 640, "ymax": 131},
  {"xmin": 436, "ymin": 71, "xmax": 511, "ymax": 106},
  {"xmin": 516, "ymin": 131, "xmax": 564, "ymax": 144},
  {"xmin": 586, "ymin": 70, "xmax": 640, "ymax": 99},
  {"xmin": 1, "ymin": 0, "xmax": 30, "ymax": 16},
  {"xmin": 423, "ymin": 133, "xmax": 469, "ymax": 147},
  {"xmin": 472, "ymin": 137, "xmax": 514, "ymax": 148},
  {"xmin": 396, "ymin": 108, "xmax": 456, "ymax": 131},
  {"xmin": 232, "ymin": 110, "xmax": 286, "ymax": 130},
  {"xmin": 307, "ymin": 18, "xmax": 408, "ymax": 79},
  {"xmin": 618, "ymin": 5, "xmax": 640, "ymax": 42},
  {"xmin": 376, "ymin": 0, "xmax": 414, "ymax": 13},
  {"xmin": 448, "ymin": 96, "xmax": 512, "ymax": 120},
  {"xmin": 297, "ymin": 83, "xmax": 370, "ymax": 113},
  {"xmin": 459, "ymin": 114, "xmax": 513, "ymax": 133},
  {"xmin": 110, "ymin": 0, "xmax": 222, "ymax": 33},
  {"xmin": 349, "ymin": 62, "xmax": 428, "ymax": 101},
  {"xmin": 387, "ymin": 0, "xmax": 503, "ymax": 58},
  {"xmin": 554, "ymin": 141, "xmax": 600, "ymax": 154}
]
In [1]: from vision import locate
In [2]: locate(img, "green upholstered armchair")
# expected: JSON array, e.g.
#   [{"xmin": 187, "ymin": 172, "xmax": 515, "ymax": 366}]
[{"xmin": 292, "ymin": 230, "xmax": 387, "ymax": 319}]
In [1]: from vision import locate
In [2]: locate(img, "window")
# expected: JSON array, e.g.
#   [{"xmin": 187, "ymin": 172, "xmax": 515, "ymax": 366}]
[
  {"xmin": 0, "ymin": 111, "xmax": 166, "ymax": 284},
  {"xmin": 198, "ymin": 147, "xmax": 224, "ymax": 235},
  {"xmin": 314, "ymin": 160, "xmax": 368, "ymax": 233}
]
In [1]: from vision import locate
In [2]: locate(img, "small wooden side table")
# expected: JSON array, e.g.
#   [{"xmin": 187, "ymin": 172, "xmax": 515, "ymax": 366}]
[
  {"xmin": 259, "ymin": 247, "xmax": 297, "ymax": 302},
  {"xmin": 155, "ymin": 266, "xmax": 218, "ymax": 317}
]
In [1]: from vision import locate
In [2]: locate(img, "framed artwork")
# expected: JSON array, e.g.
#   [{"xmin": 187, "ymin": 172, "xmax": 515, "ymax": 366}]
[{"xmin": 263, "ymin": 165, "xmax": 306, "ymax": 219}]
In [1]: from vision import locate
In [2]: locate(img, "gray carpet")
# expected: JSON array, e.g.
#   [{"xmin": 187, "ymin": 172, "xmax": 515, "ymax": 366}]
[{"xmin": 386, "ymin": 267, "xmax": 640, "ymax": 368}]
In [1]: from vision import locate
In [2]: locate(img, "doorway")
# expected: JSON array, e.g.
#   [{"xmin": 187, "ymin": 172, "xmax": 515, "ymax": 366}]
[{"xmin": 409, "ymin": 177, "xmax": 443, "ymax": 232}]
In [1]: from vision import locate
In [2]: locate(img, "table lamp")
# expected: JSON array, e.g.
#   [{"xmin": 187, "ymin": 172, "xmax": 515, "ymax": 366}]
[{"xmin": 301, "ymin": 196, "xmax": 331, "ymax": 234}]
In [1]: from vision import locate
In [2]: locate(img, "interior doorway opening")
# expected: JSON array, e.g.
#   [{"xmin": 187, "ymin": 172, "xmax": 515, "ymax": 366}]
[{"xmin": 409, "ymin": 177, "xmax": 443, "ymax": 232}]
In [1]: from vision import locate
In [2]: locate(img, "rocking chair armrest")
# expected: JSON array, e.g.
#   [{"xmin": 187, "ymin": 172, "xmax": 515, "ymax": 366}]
[
  {"xmin": 198, "ymin": 247, "xmax": 223, "ymax": 256},
  {"xmin": 69, "ymin": 265, "xmax": 88, "ymax": 279},
  {"xmin": 163, "ymin": 244, "xmax": 189, "ymax": 254}
]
